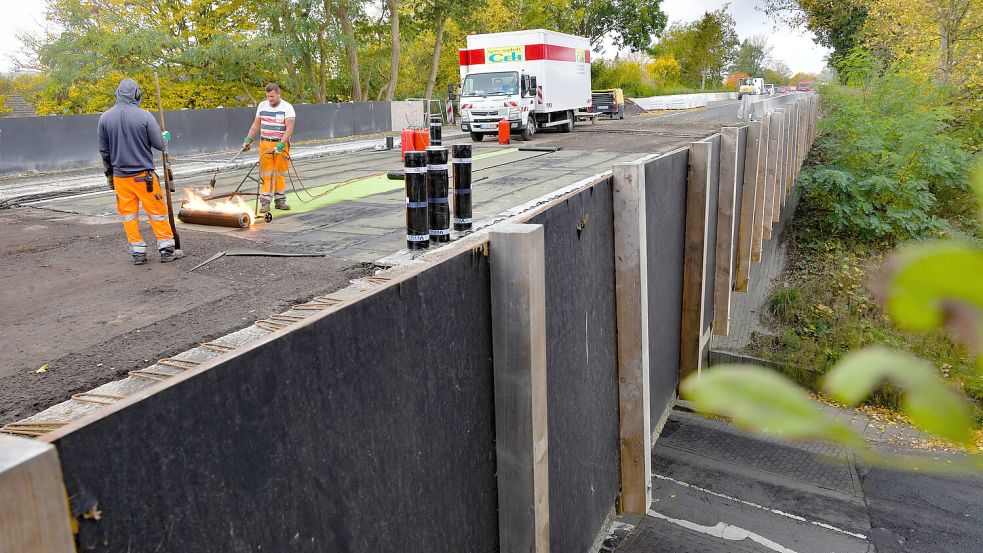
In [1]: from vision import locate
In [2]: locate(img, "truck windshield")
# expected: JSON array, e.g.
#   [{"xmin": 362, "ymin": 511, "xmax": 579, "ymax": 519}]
[
  {"xmin": 462, "ymin": 71, "xmax": 519, "ymax": 96},
  {"xmin": 739, "ymin": 78, "xmax": 751, "ymax": 86}
]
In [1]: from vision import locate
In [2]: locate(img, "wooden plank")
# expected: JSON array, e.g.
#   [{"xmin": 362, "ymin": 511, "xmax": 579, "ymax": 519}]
[
  {"xmin": 769, "ymin": 110, "xmax": 784, "ymax": 226},
  {"xmin": 680, "ymin": 141, "xmax": 712, "ymax": 379},
  {"xmin": 612, "ymin": 162, "xmax": 651, "ymax": 515},
  {"xmin": 751, "ymin": 113, "xmax": 770, "ymax": 263},
  {"xmin": 0, "ymin": 435, "xmax": 76, "ymax": 553},
  {"xmin": 712, "ymin": 127, "xmax": 741, "ymax": 336},
  {"xmin": 489, "ymin": 223, "xmax": 550, "ymax": 553},
  {"xmin": 734, "ymin": 121, "xmax": 761, "ymax": 292}
]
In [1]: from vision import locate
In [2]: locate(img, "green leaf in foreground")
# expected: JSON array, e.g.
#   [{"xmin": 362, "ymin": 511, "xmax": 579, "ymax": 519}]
[
  {"xmin": 824, "ymin": 347, "xmax": 976, "ymax": 446},
  {"xmin": 681, "ymin": 365, "xmax": 864, "ymax": 449},
  {"xmin": 885, "ymin": 242, "xmax": 983, "ymax": 339}
]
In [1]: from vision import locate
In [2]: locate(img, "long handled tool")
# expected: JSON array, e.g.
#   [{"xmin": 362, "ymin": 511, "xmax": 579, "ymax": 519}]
[
  {"xmin": 207, "ymin": 147, "xmax": 249, "ymax": 189},
  {"xmin": 153, "ymin": 72, "xmax": 182, "ymax": 252}
]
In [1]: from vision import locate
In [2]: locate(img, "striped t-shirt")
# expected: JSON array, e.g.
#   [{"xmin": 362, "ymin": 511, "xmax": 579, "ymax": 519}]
[{"xmin": 256, "ymin": 99, "xmax": 295, "ymax": 141}]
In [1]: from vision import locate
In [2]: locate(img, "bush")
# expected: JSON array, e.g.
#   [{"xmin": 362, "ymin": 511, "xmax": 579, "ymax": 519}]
[{"xmin": 800, "ymin": 74, "xmax": 974, "ymax": 243}]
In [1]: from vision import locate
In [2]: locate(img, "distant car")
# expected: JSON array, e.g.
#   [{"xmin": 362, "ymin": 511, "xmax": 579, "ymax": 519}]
[
  {"xmin": 778, "ymin": 85, "xmax": 793, "ymax": 93},
  {"xmin": 764, "ymin": 84, "xmax": 775, "ymax": 95},
  {"xmin": 797, "ymin": 81, "xmax": 812, "ymax": 92}
]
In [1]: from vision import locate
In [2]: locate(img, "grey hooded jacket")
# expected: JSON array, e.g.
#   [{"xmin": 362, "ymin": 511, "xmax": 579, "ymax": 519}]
[{"xmin": 97, "ymin": 78, "xmax": 167, "ymax": 177}]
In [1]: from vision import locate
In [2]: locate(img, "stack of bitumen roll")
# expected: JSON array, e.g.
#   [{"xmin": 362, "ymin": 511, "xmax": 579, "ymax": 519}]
[
  {"xmin": 426, "ymin": 147, "xmax": 450, "ymax": 243},
  {"xmin": 404, "ymin": 151, "xmax": 429, "ymax": 250},
  {"xmin": 452, "ymin": 144, "xmax": 472, "ymax": 231}
]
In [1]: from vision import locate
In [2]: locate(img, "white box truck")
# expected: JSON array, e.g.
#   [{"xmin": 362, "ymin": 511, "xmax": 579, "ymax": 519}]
[{"xmin": 458, "ymin": 29, "xmax": 592, "ymax": 141}]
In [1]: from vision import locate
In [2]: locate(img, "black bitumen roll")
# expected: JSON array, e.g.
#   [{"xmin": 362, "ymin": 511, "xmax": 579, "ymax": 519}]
[
  {"xmin": 427, "ymin": 147, "xmax": 450, "ymax": 243},
  {"xmin": 404, "ymin": 151, "xmax": 429, "ymax": 250},
  {"xmin": 452, "ymin": 144, "xmax": 472, "ymax": 231},
  {"xmin": 430, "ymin": 115, "xmax": 442, "ymax": 146},
  {"xmin": 387, "ymin": 170, "xmax": 405, "ymax": 180},
  {"xmin": 177, "ymin": 208, "xmax": 251, "ymax": 228}
]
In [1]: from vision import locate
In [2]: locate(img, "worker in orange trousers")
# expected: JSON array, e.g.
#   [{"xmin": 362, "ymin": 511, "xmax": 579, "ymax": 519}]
[
  {"xmin": 242, "ymin": 83, "xmax": 296, "ymax": 213},
  {"xmin": 97, "ymin": 78, "xmax": 182, "ymax": 265}
]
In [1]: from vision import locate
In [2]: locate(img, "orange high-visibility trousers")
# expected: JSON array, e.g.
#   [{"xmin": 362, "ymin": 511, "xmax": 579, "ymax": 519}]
[
  {"xmin": 259, "ymin": 139, "xmax": 290, "ymax": 207},
  {"xmin": 113, "ymin": 172, "xmax": 174, "ymax": 255}
]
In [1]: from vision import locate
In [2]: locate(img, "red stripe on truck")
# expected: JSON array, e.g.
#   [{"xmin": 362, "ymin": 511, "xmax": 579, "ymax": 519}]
[
  {"xmin": 458, "ymin": 48, "xmax": 485, "ymax": 65},
  {"xmin": 458, "ymin": 44, "xmax": 590, "ymax": 66}
]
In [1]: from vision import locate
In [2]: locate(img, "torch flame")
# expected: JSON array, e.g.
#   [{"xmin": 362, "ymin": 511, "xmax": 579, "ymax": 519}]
[{"xmin": 182, "ymin": 188, "xmax": 255, "ymax": 226}]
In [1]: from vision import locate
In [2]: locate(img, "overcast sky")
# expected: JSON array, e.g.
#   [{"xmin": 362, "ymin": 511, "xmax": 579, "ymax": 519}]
[
  {"xmin": 0, "ymin": 0, "xmax": 831, "ymax": 75},
  {"xmin": 657, "ymin": 0, "xmax": 831, "ymax": 74}
]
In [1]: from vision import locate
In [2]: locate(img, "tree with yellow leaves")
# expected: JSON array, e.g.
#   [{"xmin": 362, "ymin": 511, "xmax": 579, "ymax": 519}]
[{"xmin": 863, "ymin": 0, "xmax": 982, "ymax": 86}]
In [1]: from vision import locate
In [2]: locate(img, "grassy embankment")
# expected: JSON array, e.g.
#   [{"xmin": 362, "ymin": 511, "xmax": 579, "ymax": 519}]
[{"xmin": 749, "ymin": 74, "xmax": 982, "ymax": 413}]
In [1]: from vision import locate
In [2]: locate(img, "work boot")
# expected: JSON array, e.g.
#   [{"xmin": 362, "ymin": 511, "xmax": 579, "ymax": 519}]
[
  {"xmin": 159, "ymin": 247, "xmax": 185, "ymax": 263},
  {"xmin": 259, "ymin": 205, "xmax": 269, "ymax": 214},
  {"xmin": 275, "ymin": 201, "xmax": 291, "ymax": 211},
  {"xmin": 132, "ymin": 253, "xmax": 147, "ymax": 265}
]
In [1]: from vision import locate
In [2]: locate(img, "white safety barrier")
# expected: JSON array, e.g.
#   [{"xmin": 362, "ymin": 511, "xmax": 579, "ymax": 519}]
[{"xmin": 629, "ymin": 92, "xmax": 738, "ymax": 111}]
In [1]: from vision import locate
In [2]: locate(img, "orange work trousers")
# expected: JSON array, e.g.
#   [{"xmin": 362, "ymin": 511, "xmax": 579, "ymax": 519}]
[
  {"xmin": 259, "ymin": 139, "xmax": 290, "ymax": 207},
  {"xmin": 113, "ymin": 172, "xmax": 174, "ymax": 255}
]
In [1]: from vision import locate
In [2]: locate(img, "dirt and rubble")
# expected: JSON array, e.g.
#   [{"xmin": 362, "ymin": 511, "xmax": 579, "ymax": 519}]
[{"xmin": 0, "ymin": 208, "xmax": 369, "ymax": 424}]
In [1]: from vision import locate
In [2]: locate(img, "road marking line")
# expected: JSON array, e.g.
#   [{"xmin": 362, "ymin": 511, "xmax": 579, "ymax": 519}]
[
  {"xmin": 653, "ymin": 473, "xmax": 869, "ymax": 540},
  {"xmin": 647, "ymin": 510, "xmax": 800, "ymax": 552}
]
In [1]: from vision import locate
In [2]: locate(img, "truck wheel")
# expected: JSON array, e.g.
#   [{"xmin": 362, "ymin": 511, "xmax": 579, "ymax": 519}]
[
  {"xmin": 560, "ymin": 111, "xmax": 573, "ymax": 133},
  {"xmin": 737, "ymin": 93, "xmax": 743, "ymax": 100},
  {"xmin": 520, "ymin": 118, "xmax": 536, "ymax": 141},
  {"xmin": 470, "ymin": 132, "xmax": 484, "ymax": 142}
]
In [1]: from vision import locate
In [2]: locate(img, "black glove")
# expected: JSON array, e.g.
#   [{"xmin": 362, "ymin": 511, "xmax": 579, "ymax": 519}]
[{"xmin": 105, "ymin": 168, "xmax": 114, "ymax": 190}]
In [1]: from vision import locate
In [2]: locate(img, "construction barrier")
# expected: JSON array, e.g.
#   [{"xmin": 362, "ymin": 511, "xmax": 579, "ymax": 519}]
[{"xmin": 0, "ymin": 101, "xmax": 398, "ymax": 177}]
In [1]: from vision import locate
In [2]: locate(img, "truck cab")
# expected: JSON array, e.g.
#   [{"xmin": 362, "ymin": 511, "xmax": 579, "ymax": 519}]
[
  {"xmin": 459, "ymin": 29, "xmax": 592, "ymax": 142},
  {"xmin": 738, "ymin": 77, "xmax": 764, "ymax": 99}
]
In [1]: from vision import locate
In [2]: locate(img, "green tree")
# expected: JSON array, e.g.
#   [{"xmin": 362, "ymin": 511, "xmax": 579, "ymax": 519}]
[
  {"xmin": 762, "ymin": 61, "xmax": 792, "ymax": 85},
  {"xmin": 528, "ymin": 0, "xmax": 668, "ymax": 52},
  {"xmin": 653, "ymin": 5, "xmax": 739, "ymax": 89},
  {"xmin": 731, "ymin": 34, "xmax": 772, "ymax": 77}
]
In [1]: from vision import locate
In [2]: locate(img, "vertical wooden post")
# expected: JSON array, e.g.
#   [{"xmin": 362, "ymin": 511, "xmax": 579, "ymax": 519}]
[
  {"xmin": 796, "ymin": 99, "xmax": 808, "ymax": 175},
  {"xmin": 489, "ymin": 224, "xmax": 550, "ymax": 553},
  {"xmin": 786, "ymin": 103, "xmax": 798, "ymax": 190},
  {"xmin": 712, "ymin": 127, "xmax": 741, "ymax": 336},
  {"xmin": 734, "ymin": 121, "xmax": 761, "ymax": 292},
  {"xmin": 751, "ymin": 113, "xmax": 770, "ymax": 263},
  {"xmin": 762, "ymin": 112, "xmax": 779, "ymax": 239},
  {"xmin": 612, "ymin": 162, "xmax": 651, "ymax": 515},
  {"xmin": 0, "ymin": 436, "xmax": 75, "ymax": 553},
  {"xmin": 768, "ymin": 110, "xmax": 784, "ymax": 226},
  {"xmin": 782, "ymin": 107, "xmax": 792, "ymax": 203},
  {"xmin": 680, "ymin": 141, "xmax": 712, "ymax": 379}
]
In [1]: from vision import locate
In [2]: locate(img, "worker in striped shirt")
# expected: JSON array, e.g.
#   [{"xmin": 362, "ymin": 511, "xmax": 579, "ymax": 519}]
[{"xmin": 242, "ymin": 83, "xmax": 296, "ymax": 213}]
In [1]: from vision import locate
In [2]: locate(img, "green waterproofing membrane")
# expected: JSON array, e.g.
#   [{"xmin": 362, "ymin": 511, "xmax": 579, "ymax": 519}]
[{"xmin": 276, "ymin": 148, "xmax": 520, "ymax": 217}]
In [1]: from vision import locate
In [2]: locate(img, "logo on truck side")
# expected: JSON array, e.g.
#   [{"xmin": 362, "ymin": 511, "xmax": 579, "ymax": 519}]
[{"xmin": 487, "ymin": 46, "xmax": 523, "ymax": 63}]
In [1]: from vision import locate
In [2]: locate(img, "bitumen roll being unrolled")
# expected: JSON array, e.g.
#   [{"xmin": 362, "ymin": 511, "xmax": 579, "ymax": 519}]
[{"xmin": 177, "ymin": 208, "xmax": 251, "ymax": 228}]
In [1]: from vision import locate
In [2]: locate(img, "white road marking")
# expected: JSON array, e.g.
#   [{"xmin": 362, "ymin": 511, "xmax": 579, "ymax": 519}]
[
  {"xmin": 654, "ymin": 473, "xmax": 869, "ymax": 540},
  {"xmin": 647, "ymin": 509, "xmax": 801, "ymax": 553}
]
